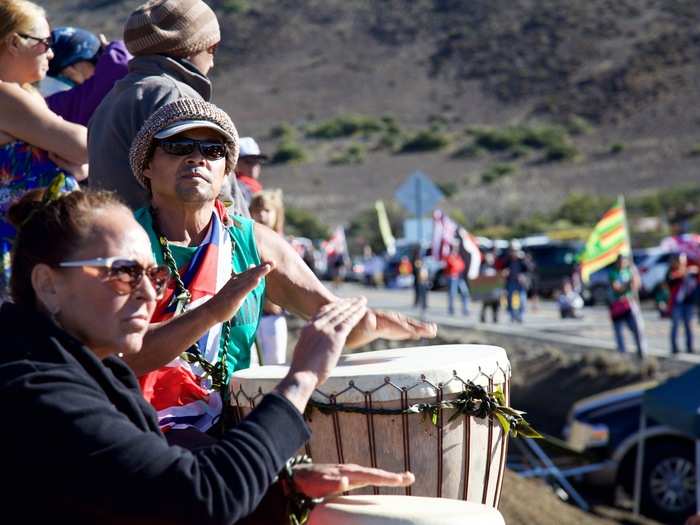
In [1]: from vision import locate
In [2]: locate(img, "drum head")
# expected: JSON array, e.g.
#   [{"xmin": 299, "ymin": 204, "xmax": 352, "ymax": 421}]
[
  {"xmin": 231, "ymin": 344, "xmax": 509, "ymax": 403},
  {"xmin": 308, "ymin": 495, "xmax": 505, "ymax": 525}
]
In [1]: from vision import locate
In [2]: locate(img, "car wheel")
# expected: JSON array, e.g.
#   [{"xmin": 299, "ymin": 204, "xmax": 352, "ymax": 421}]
[{"xmin": 641, "ymin": 442, "xmax": 696, "ymax": 523}]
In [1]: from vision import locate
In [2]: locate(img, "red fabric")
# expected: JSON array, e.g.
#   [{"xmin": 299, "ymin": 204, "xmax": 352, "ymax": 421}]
[
  {"xmin": 239, "ymin": 175, "xmax": 263, "ymax": 195},
  {"xmin": 140, "ymin": 367, "xmax": 210, "ymax": 410},
  {"xmin": 444, "ymin": 253, "xmax": 465, "ymax": 278}
]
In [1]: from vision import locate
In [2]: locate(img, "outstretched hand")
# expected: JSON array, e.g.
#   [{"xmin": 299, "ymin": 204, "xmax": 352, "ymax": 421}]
[
  {"xmin": 276, "ymin": 297, "xmax": 368, "ymax": 414},
  {"xmin": 206, "ymin": 262, "xmax": 274, "ymax": 324},
  {"xmin": 292, "ymin": 463, "xmax": 415, "ymax": 499},
  {"xmin": 346, "ymin": 308, "xmax": 437, "ymax": 349},
  {"xmin": 289, "ymin": 297, "xmax": 368, "ymax": 386}
]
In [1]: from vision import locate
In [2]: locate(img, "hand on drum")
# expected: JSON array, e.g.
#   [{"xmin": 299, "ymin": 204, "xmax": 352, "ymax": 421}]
[
  {"xmin": 347, "ymin": 308, "xmax": 437, "ymax": 349},
  {"xmin": 292, "ymin": 463, "xmax": 415, "ymax": 499},
  {"xmin": 276, "ymin": 297, "xmax": 367, "ymax": 413}
]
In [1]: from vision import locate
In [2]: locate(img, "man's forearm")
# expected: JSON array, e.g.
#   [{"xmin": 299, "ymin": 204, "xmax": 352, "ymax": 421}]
[{"xmin": 124, "ymin": 303, "xmax": 219, "ymax": 376}]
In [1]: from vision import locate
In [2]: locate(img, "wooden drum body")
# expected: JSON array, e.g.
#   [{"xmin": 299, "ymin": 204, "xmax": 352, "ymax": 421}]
[{"xmin": 230, "ymin": 344, "xmax": 511, "ymax": 507}]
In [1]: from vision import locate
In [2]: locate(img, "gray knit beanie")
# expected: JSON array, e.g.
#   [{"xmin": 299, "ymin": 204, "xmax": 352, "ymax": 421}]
[
  {"xmin": 129, "ymin": 98, "xmax": 239, "ymax": 189},
  {"xmin": 123, "ymin": 0, "xmax": 220, "ymax": 58}
]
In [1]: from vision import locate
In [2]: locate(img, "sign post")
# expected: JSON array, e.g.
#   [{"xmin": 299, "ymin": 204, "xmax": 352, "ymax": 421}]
[{"xmin": 394, "ymin": 171, "xmax": 444, "ymax": 245}]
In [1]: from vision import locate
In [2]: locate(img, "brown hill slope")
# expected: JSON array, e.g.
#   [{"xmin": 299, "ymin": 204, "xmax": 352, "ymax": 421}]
[{"xmin": 47, "ymin": 0, "xmax": 700, "ymax": 229}]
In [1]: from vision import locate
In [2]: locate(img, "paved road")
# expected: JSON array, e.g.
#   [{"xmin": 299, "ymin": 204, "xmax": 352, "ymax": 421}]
[{"xmin": 333, "ymin": 282, "xmax": 700, "ymax": 365}]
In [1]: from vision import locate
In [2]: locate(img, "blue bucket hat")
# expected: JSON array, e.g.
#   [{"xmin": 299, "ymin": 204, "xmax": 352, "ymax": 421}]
[{"xmin": 48, "ymin": 27, "xmax": 101, "ymax": 77}]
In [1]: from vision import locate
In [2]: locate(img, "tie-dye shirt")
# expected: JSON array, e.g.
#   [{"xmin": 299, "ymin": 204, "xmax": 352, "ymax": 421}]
[{"xmin": 0, "ymin": 141, "xmax": 78, "ymax": 296}]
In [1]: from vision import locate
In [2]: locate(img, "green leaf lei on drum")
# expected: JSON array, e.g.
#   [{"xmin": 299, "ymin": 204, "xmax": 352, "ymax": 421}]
[
  {"xmin": 305, "ymin": 381, "xmax": 541, "ymax": 439},
  {"xmin": 150, "ymin": 207, "xmax": 234, "ymax": 395}
]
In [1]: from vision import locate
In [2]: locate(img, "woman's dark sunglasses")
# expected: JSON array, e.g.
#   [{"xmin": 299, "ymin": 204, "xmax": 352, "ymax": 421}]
[
  {"xmin": 17, "ymin": 33, "xmax": 53, "ymax": 52},
  {"xmin": 156, "ymin": 138, "xmax": 227, "ymax": 161},
  {"xmin": 59, "ymin": 257, "xmax": 171, "ymax": 298}
]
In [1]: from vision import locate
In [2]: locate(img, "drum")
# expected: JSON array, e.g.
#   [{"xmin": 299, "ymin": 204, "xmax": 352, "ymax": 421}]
[
  {"xmin": 230, "ymin": 344, "xmax": 511, "ymax": 506},
  {"xmin": 308, "ymin": 495, "xmax": 505, "ymax": 525}
]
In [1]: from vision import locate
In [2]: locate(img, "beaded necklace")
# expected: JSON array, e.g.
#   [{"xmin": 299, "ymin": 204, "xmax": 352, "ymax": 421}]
[{"xmin": 150, "ymin": 207, "xmax": 235, "ymax": 395}]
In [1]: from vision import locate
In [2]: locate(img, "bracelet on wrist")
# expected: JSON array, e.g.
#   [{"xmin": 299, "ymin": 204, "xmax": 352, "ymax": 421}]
[{"xmin": 278, "ymin": 455, "xmax": 323, "ymax": 525}]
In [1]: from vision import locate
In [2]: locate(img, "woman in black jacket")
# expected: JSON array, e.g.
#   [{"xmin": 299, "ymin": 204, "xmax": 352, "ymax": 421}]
[{"xmin": 0, "ymin": 188, "xmax": 412, "ymax": 524}]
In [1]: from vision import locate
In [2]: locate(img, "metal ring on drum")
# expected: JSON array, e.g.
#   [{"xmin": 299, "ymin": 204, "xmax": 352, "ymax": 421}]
[
  {"xmin": 229, "ymin": 344, "xmax": 511, "ymax": 507},
  {"xmin": 308, "ymin": 495, "xmax": 506, "ymax": 525}
]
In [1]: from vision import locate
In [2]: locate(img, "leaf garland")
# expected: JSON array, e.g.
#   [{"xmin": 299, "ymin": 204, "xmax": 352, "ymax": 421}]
[{"xmin": 306, "ymin": 381, "xmax": 541, "ymax": 439}]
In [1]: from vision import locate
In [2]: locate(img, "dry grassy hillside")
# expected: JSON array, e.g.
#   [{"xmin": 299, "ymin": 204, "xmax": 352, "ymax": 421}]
[{"xmin": 47, "ymin": 0, "xmax": 700, "ymax": 230}]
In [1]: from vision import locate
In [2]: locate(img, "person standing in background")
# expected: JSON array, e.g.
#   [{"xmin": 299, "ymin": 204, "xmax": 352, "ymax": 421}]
[
  {"xmin": 88, "ymin": 0, "xmax": 251, "ymax": 214},
  {"xmin": 665, "ymin": 252, "xmax": 698, "ymax": 354},
  {"xmin": 608, "ymin": 254, "xmax": 646, "ymax": 357},
  {"xmin": 444, "ymin": 243, "xmax": 469, "ymax": 316},
  {"xmin": 236, "ymin": 136, "xmax": 268, "ymax": 206},
  {"xmin": 503, "ymin": 241, "xmax": 531, "ymax": 323},
  {"xmin": 0, "ymin": 0, "xmax": 88, "ymax": 295},
  {"xmin": 43, "ymin": 27, "xmax": 131, "ymax": 125},
  {"xmin": 250, "ymin": 189, "xmax": 288, "ymax": 365}
]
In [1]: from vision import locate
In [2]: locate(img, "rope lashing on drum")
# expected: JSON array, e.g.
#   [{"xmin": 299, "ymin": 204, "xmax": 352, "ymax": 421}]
[{"xmin": 305, "ymin": 381, "xmax": 541, "ymax": 439}]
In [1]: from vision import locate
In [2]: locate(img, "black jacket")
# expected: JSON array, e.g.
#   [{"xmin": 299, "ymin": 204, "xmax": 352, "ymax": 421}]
[{"xmin": 0, "ymin": 302, "xmax": 309, "ymax": 524}]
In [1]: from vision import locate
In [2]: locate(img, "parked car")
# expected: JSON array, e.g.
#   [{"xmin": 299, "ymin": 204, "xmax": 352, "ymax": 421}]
[
  {"xmin": 637, "ymin": 249, "xmax": 673, "ymax": 298},
  {"xmin": 383, "ymin": 242, "xmax": 444, "ymax": 289},
  {"xmin": 523, "ymin": 240, "xmax": 583, "ymax": 297},
  {"xmin": 564, "ymin": 382, "xmax": 696, "ymax": 523}
]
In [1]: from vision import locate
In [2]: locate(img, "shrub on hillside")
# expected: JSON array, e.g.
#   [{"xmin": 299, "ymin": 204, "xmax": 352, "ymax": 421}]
[
  {"xmin": 471, "ymin": 126, "xmax": 525, "ymax": 151},
  {"xmin": 221, "ymin": 0, "xmax": 250, "ymax": 13},
  {"xmin": 451, "ymin": 143, "xmax": 483, "ymax": 158},
  {"xmin": 399, "ymin": 129, "xmax": 450, "ymax": 153},
  {"xmin": 306, "ymin": 114, "xmax": 384, "ymax": 139},
  {"xmin": 609, "ymin": 143, "xmax": 624, "ymax": 154},
  {"xmin": 437, "ymin": 181, "xmax": 458, "ymax": 198},
  {"xmin": 480, "ymin": 163, "xmax": 514, "ymax": 184},
  {"xmin": 329, "ymin": 143, "xmax": 366, "ymax": 165},
  {"xmin": 269, "ymin": 122, "xmax": 297, "ymax": 140},
  {"xmin": 286, "ymin": 206, "xmax": 329, "ymax": 240},
  {"xmin": 544, "ymin": 140, "xmax": 578, "ymax": 161},
  {"xmin": 554, "ymin": 192, "xmax": 615, "ymax": 225},
  {"xmin": 271, "ymin": 140, "xmax": 308, "ymax": 164}
]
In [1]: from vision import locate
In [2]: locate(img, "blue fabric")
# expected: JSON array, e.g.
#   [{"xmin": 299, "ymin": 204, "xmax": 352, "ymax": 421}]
[
  {"xmin": 612, "ymin": 311, "xmax": 644, "ymax": 357},
  {"xmin": 447, "ymin": 276, "xmax": 470, "ymax": 315},
  {"xmin": 48, "ymin": 27, "xmax": 100, "ymax": 76},
  {"xmin": 643, "ymin": 365, "xmax": 700, "ymax": 438},
  {"xmin": 0, "ymin": 142, "xmax": 78, "ymax": 295},
  {"xmin": 671, "ymin": 303, "xmax": 694, "ymax": 354},
  {"xmin": 506, "ymin": 282, "xmax": 526, "ymax": 322}
]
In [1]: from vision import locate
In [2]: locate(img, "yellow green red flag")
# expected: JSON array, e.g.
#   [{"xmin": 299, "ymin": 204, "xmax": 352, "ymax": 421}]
[
  {"xmin": 580, "ymin": 197, "xmax": 630, "ymax": 283},
  {"xmin": 375, "ymin": 200, "xmax": 396, "ymax": 254}
]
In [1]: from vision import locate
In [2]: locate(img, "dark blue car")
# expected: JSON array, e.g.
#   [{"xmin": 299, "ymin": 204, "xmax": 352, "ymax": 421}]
[{"xmin": 564, "ymin": 382, "xmax": 696, "ymax": 523}]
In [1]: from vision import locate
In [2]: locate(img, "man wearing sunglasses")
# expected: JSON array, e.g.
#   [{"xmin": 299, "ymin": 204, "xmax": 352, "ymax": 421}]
[
  {"xmin": 127, "ymin": 98, "xmax": 437, "ymax": 447},
  {"xmin": 88, "ymin": 0, "xmax": 241, "ymax": 212}
]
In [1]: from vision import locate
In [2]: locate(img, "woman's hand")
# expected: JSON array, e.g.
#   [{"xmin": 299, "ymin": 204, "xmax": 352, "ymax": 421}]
[
  {"xmin": 276, "ymin": 298, "xmax": 367, "ymax": 413},
  {"xmin": 48, "ymin": 152, "xmax": 89, "ymax": 181},
  {"xmin": 346, "ymin": 308, "xmax": 437, "ymax": 349},
  {"xmin": 292, "ymin": 463, "xmax": 415, "ymax": 499}
]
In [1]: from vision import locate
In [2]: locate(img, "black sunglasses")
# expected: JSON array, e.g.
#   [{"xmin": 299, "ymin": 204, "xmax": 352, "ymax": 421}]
[
  {"xmin": 156, "ymin": 138, "xmax": 227, "ymax": 161},
  {"xmin": 18, "ymin": 33, "xmax": 53, "ymax": 52},
  {"xmin": 59, "ymin": 257, "xmax": 171, "ymax": 298}
]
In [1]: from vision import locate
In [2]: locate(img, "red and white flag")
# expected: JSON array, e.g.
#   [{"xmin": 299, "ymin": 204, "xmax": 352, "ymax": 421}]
[{"xmin": 432, "ymin": 209, "xmax": 458, "ymax": 261}]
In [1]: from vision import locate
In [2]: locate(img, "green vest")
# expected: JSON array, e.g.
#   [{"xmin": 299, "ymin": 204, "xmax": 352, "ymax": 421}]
[{"xmin": 135, "ymin": 208, "xmax": 265, "ymax": 375}]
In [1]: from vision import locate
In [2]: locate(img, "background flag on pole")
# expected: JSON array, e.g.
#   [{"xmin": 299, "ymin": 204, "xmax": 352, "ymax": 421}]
[
  {"xmin": 375, "ymin": 200, "xmax": 396, "ymax": 255},
  {"xmin": 580, "ymin": 196, "xmax": 631, "ymax": 283},
  {"xmin": 432, "ymin": 209, "xmax": 458, "ymax": 261}
]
